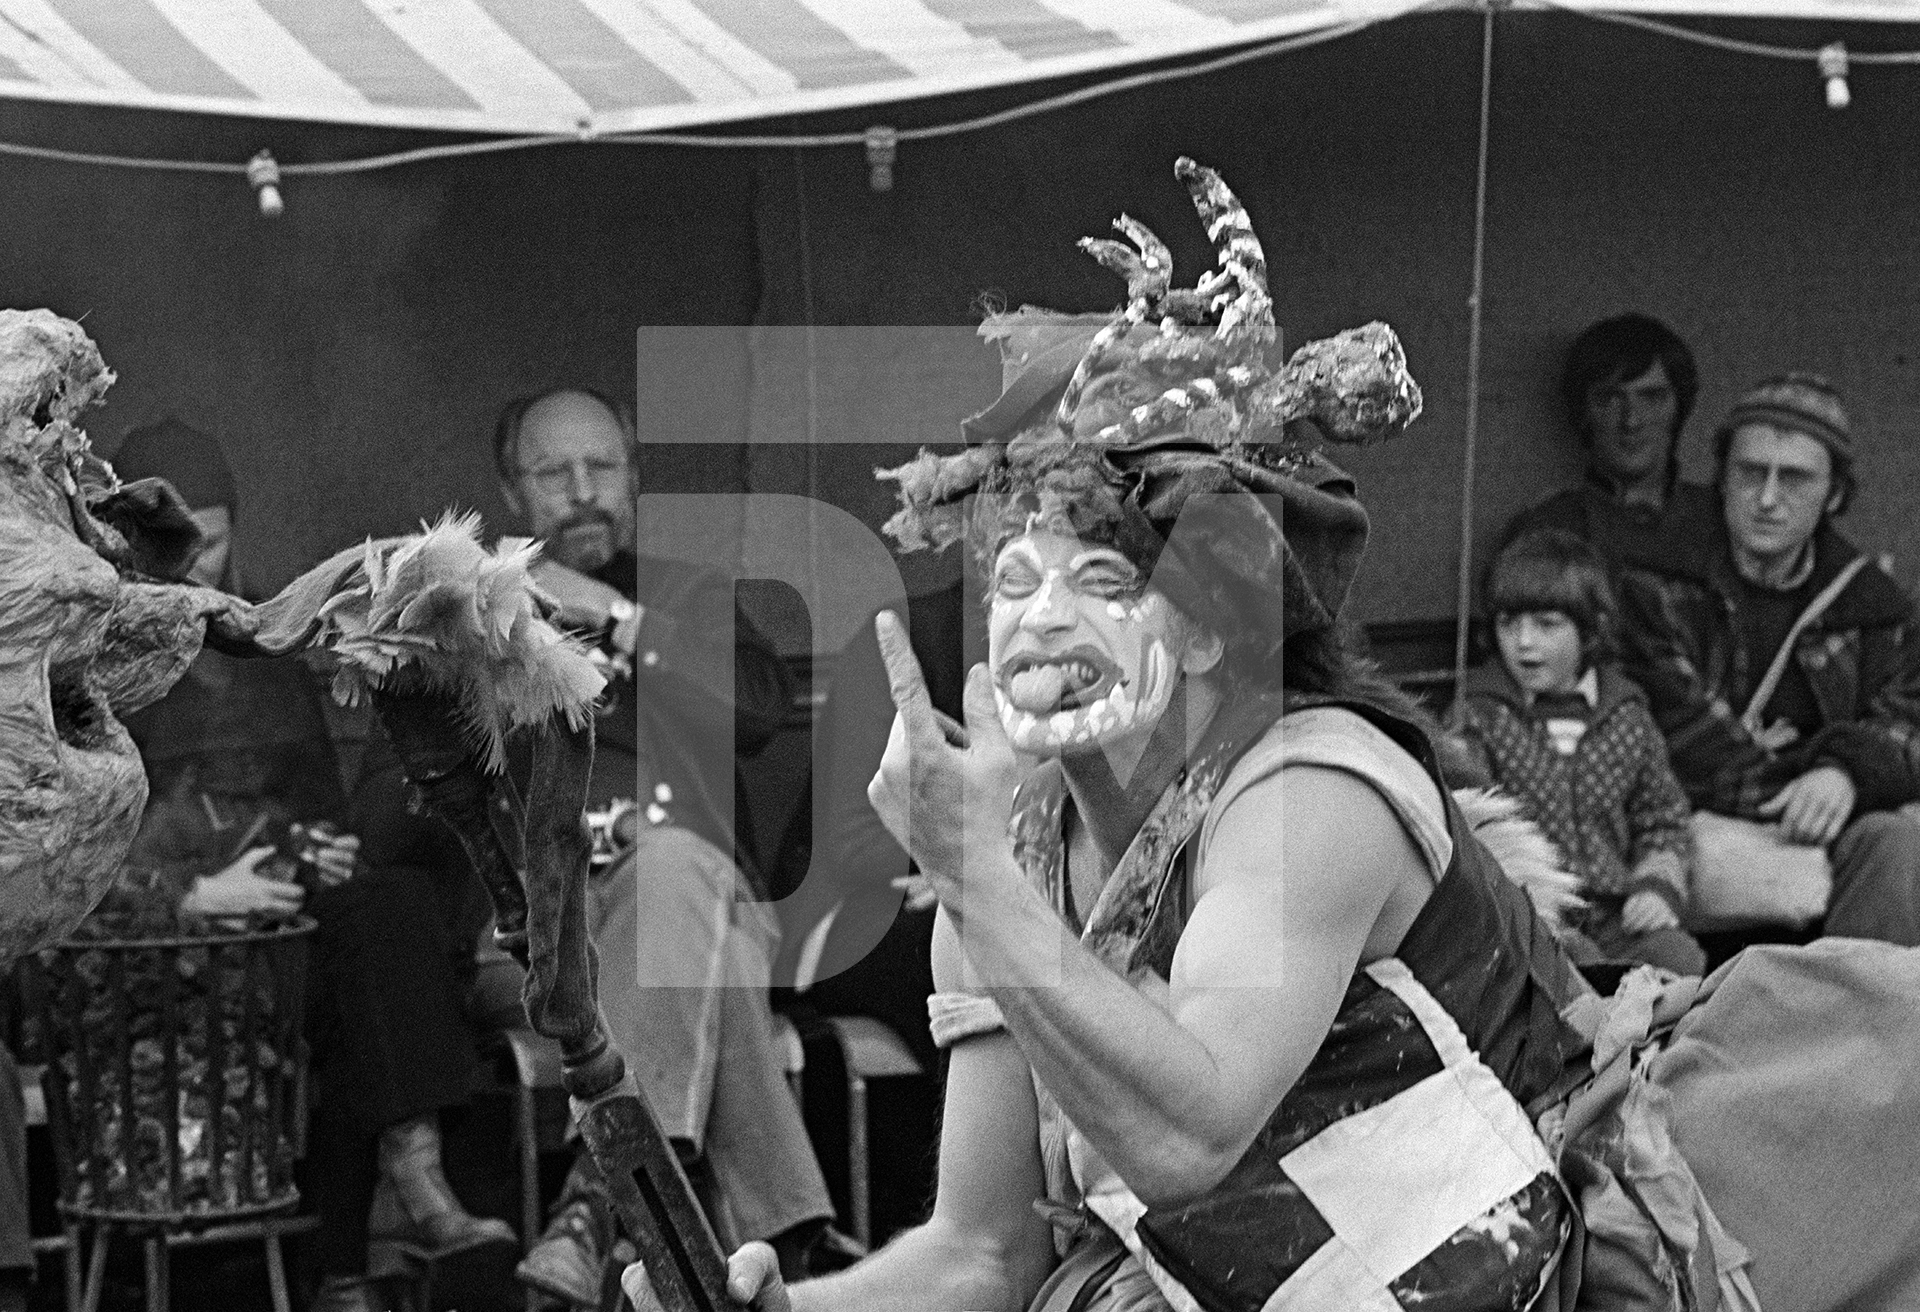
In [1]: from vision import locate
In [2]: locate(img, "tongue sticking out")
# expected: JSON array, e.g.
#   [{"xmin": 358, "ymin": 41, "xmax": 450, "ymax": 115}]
[{"xmin": 1008, "ymin": 664, "xmax": 1069, "ymax": 713}]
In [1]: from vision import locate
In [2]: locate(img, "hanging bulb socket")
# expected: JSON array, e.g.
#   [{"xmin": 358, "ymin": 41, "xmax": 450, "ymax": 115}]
[
  {"xmin": 248, "ymin": 149, "xmax": 285, "ymax": 217},
  {"xmin": 865, "ymin": 126, "xmax": 897, "ymax": 192},
  {"xmin": 1818, "ymin": 43, "xmax": 1850, "ymax": 110}
]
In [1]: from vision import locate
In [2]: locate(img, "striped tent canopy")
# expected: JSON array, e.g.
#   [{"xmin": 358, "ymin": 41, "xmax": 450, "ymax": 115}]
[{"xmin": 0, "ymin": 0, "xmax": 1911, "ymax": 136}]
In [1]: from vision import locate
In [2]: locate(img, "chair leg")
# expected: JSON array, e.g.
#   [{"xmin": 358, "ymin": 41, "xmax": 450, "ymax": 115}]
[
  {"xmin": 847, "ymin": 1074, "xmax": 870, "ymax": 1251},
  {"xmin": 79, "ymin": 1226, "xmax": 109, "ymax": 1312},
  {"xmin": 519, "ymin": 1083, "xmax": 543, "ymax": 1312},
  {"xmin": 142, "ymin": 1233, "xmax": 168, "ymax": 1312},
  {"xmin": 518, "ymin": 1085, "xmax": 540, "ymax": 1250},
  {"xmin": 62, "ymin": 1224, "xmax": 82, "ymax": 1312},
  {"xmin": 263, "ymin": 1228, "xmax": 291, "ymax": 1312}
]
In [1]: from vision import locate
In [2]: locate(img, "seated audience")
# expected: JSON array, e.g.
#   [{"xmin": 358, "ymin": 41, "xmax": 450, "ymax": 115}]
[
  {"xmin": 1621, "ymin": 375, "xmax": 1920, "ymax": 945},
  {"xmin": 1454, "ymin": 531, "xmax": 1705, "ymax": 975},
  {"xmin": 1502, "ymin": 312, "xmax": 1720, "ymax": 585},
  {"xmin": 102, "ymin": 420, "xmax": 513, "ymax": 1312},
  {"xmin": 493, "ymin": 389, "xmax": 830, "ymax": 1307}
]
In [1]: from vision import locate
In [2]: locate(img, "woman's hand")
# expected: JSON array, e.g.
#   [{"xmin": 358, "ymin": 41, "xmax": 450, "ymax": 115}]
[
  {"xmin": 179, "ymin": 847, "xmax": 305, "ymax": 919},
  {"xmin": 866, "ymin": 611, "xmax": 1027, "ymax": 904},
  {"xmin": 622, "ymin": 1242, "xmax": 789, "ymax": 1312}
]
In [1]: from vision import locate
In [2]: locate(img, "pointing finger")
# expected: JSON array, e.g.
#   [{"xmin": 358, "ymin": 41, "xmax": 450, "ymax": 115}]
[{"xmin": 875, "ymin": 611, "xmax": 937, "ymax": 734}]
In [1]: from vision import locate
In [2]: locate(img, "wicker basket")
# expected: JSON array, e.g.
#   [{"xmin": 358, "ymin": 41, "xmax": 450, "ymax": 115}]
[{"xmin": 18, "ymin": 918, "xmax": 314, "ymax": 1228}]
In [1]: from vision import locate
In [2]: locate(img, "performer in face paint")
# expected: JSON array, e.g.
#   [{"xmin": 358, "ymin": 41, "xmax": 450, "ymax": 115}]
[{"xmin": 622, "ymin": 158, "xmax": 1605, "ymax": 1312}]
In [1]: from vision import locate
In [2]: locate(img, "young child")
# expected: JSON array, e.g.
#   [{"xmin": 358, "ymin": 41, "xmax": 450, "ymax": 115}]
[{"xmin": 1455, "ymin": 529, "xmax": 1706, "ymax": 975}]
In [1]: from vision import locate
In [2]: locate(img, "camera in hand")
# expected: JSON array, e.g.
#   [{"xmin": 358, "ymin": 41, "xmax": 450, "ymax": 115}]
[{"xmin": 275, "ymin": 820, "xmax": 356, "ymax": 893}]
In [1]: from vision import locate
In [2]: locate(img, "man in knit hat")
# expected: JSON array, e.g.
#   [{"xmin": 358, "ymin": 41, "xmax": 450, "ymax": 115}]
[{"xmin": 1621, "ymin": 373, "xmax": 1920, "ymax": 945}]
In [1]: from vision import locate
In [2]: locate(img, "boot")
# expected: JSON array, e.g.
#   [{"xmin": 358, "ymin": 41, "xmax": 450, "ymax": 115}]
[
  {"xmin": 514, "ymin": 1198, "xmax": 604, "ymax": 1310},
  {"xmin": 516, "ymin": 1153, "xmax": 615, "ymax": 1310},
  {"xmin": 371, "ymin": 1112, "xmax": 518, "ymax": 1258}
]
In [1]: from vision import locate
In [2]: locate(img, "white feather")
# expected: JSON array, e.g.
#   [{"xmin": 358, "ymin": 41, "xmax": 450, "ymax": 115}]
[{"xmin": 1454, "ymin": 786, "xmax": 1585, "ymax": 933}]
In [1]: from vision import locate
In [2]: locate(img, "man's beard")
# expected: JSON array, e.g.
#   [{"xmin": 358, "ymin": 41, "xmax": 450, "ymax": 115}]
[{"xmin": 547, "ymin": 509, "xmax": 621, "ymax": 572}]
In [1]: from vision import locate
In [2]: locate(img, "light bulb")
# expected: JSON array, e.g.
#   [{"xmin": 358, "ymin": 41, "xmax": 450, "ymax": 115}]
[
  {"xmin": 247, "ymin": 149, "xmax": 285, "ymax": 217},
  {"xmin": 1818, "ymin": 43, "xmax": 1850, "ymax": 110},
  {"xmin": 865, "ymin": 126, "xmax": 898, "ymax": 193}
]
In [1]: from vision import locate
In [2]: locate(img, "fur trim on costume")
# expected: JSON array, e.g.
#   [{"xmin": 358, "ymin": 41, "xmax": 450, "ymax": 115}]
[
  {"xmin": 315, "ymin": 512, "xmax": 605, "ymax": 772},
  {"xmin": 1454, "ymin": 786, "xmax": 1585, "ymax": 933}
]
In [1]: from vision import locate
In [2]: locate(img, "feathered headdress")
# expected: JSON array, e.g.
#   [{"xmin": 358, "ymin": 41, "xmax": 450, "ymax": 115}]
[{"xmin": 880, "ymin": 158, "xmax": 1422, "ymax": 656}]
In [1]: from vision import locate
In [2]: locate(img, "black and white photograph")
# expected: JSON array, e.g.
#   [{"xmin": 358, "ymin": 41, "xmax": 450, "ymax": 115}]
[{"xmin": 1, "ymin": 2, "xmax": 1918, "ymax": 1310}]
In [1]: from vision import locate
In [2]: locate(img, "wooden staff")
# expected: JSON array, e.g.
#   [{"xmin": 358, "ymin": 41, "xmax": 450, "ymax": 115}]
[{"xmin": 372, "ymin": 675, "xmax": 731, "ymax": 1312}]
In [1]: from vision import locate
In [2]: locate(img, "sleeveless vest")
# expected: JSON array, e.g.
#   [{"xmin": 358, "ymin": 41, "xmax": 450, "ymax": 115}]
[{"xmin": 1006, "ymin": 693, "xmax": 1594, "ymax": 1312}]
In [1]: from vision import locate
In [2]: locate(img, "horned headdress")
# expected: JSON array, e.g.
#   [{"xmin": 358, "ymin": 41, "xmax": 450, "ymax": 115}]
[{"xmin": 880, "ymin": 158, "xmax": 1424, "ymax": 667}]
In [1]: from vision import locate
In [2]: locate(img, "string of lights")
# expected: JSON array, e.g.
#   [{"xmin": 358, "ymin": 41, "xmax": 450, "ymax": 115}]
[{"xmin": 0, "ymin": 0, "xmax": 1907, "ymax": 212}]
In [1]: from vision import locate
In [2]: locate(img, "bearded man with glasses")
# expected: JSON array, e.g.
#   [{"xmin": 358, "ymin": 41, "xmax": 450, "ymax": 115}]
[{"xmin": 487, "ymin": 387, "xmax": 833, "ymax": 1305}]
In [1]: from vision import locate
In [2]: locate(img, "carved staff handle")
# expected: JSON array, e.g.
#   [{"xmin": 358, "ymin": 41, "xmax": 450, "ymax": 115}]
[{"xmin": 371, "ymin": 678, "xmax": 732, "ymax": 1312}]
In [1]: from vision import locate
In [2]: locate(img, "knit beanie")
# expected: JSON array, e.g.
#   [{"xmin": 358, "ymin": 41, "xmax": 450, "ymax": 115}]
[
  {"xmin": 1721, "ymin": 373, "xmax": 1852, "ymax": 467},
  {"xmin": 109, "ymin": 419, "xmax": 237, "ymax": 514}
]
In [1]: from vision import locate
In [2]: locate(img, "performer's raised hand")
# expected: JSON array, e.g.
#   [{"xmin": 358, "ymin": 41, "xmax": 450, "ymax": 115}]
[
  {"xmin": 867, "ymin": 611, "xmax": 1026, "ymax": 900},
  {"xmin": 621, "ymin": 1243, "xmax": 789, "ymax": 1312}
]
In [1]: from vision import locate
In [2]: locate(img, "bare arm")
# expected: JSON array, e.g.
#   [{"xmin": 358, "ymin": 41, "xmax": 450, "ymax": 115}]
[
  {"xmin": 865, "ymin": 612, "xmax": 1423, "ymax": 1206},
  {"xmin": 779, "ymin": 909, "xmax": 1057, "ymax": 1311},
  {"xmin": 629, "ymin": 907, "xmax": 1059, "ymax": 1312},
  {"xmin": 952, "ymin": 766, "xmax": 1417, "ymax": 1204}
]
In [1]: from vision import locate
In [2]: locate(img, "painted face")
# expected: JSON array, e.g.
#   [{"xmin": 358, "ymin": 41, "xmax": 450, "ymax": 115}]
[
  {"xmin": 986, "ymin": 531, "xmax": 1189, "ymax": 755},
  {"xmin": 1721, "ymin": 423, "xmax": 1834, "ymax": 570},
  {"xmin": 1583, "ymin": 361, "xmax": 1678, "ymax": 493},
  {"xmin": 1494, "ymin": 609, "xmax": 1586, "ymax": 698},
  {"xmin": 504, "ymin": 391, "xmax": 636, "ymax": 573}
]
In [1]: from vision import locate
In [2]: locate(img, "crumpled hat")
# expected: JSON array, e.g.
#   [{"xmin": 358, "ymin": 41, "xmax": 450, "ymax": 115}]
[
  {"xmin": 110, "ymin": 418, "xmax": 237, "ymax": 514},
  {"xmin": 883, "ymin": 158, "xmax": 1419, "ymax": 648}
]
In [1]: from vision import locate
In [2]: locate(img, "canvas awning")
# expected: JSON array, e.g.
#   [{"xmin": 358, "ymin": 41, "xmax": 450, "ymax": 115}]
[{"xmin": 0, "ymin": 0, "xmax": 1911, "ymax": 139}]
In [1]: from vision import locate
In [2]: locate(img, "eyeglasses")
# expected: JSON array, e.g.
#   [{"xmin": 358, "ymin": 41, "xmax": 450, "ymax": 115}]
[
  {"xmin": 516, "ymin": 457, "xmax": 629, "ymax": 496},
  {"xmin": 1725, "ymin": 460, "xmax": 1829, "ymax": 502}
]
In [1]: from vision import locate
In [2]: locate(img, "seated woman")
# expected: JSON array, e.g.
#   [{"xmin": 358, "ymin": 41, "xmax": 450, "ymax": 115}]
[
  {"xmin": 101, "ymin": 420, "xmax": 514, "ymax": 1312},
  {"xmin": 626, "ymin": 161, "xmax": 1592, "ymax": 1312}
]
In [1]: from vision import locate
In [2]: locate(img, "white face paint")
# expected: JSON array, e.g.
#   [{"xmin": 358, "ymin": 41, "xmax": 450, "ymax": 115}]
[{"xmin": 986, "ymin": 532, "xmax": 1188, "ymax": 756}]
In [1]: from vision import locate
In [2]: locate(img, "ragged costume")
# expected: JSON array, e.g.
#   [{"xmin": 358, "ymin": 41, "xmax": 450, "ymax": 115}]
[{"xmin": 878, "ymin": 160, "xmax": 1920, "ymax": 1312}]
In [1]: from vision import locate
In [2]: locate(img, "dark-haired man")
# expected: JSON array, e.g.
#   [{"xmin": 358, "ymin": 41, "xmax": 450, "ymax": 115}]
[
  {"xmin": 494, "ymin": 388, "xmax": 831, "ymax": 1306},
  {"xmin": 1622, "ymin": 375, "xmax": 1920, "ymax": 946},
  {"xmin": 1502, "ymin": 313, "xmax": 1720, "ymax": 581}
]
